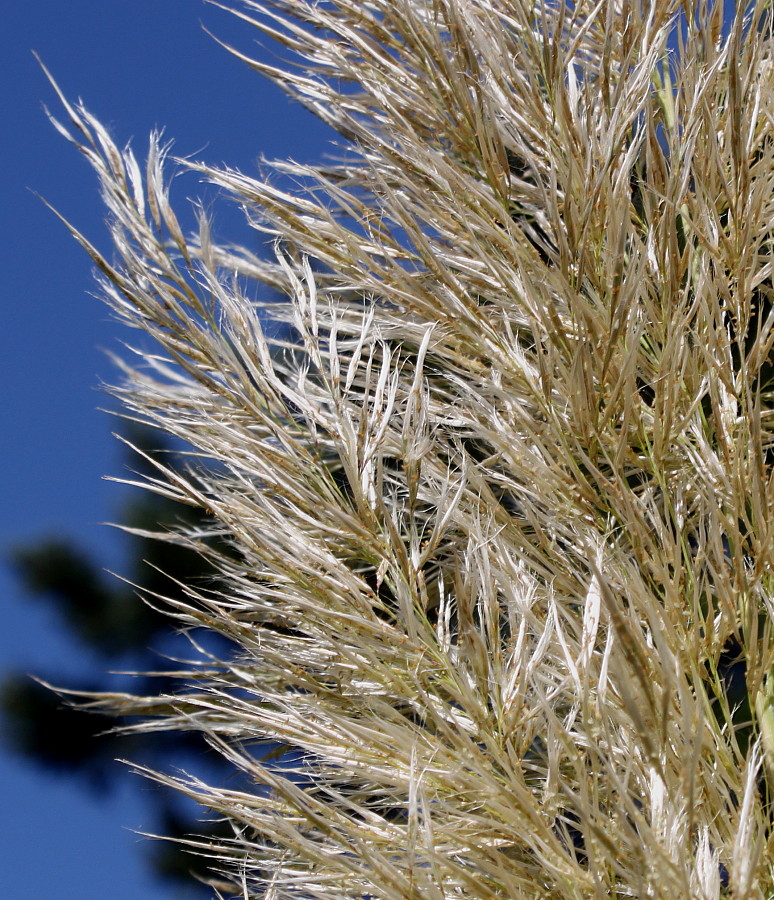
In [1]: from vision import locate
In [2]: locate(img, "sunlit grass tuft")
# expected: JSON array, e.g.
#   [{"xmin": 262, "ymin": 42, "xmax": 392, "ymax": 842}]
[{"xmin": 48, "ymin": 1, "xmax": 774, "ymax": 896}]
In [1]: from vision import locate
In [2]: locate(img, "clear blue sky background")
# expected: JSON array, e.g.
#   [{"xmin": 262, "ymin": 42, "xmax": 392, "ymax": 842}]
[{"xmin": 2, "ymin": 2, "xmax": 333, "ymax": 897}]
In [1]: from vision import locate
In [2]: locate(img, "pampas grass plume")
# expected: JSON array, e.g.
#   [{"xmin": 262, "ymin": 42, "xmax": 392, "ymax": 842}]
[{"xmin": 45, "ymin": 1, "xmax": 774, "ymax": 896}]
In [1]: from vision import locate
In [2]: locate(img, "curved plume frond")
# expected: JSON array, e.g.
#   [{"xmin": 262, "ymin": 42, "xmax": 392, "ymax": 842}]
[{"xmin": 47, "ymin": 1, "xmax": 774, "ymax": 896}]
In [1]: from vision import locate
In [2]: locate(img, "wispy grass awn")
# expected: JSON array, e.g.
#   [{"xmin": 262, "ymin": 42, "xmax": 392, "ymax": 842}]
[{"xmin": 45, "ymin": 1, "xmax": 774, "ymax": 896}]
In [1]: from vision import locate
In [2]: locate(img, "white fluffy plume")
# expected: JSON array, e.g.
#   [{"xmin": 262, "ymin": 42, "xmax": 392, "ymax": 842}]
[{"xmin": 47, "ymin": 1, "xmax": 774, "ymax": 896}]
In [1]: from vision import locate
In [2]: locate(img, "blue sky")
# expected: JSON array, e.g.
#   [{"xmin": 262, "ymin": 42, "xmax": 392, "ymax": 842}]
[{"xmin": 2, "ymin": 2, "xmax": 333, "ymax": 897}]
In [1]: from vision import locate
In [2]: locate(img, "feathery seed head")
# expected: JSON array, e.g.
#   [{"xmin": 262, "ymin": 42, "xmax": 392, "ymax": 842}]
[{"xmin": 48, "ymin": 1, "xmax": 774, "ymax": 896}]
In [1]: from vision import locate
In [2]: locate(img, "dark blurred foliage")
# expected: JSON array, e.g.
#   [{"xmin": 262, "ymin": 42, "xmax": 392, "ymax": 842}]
[{"xmin": 1, "ymin": 423, "xmax": 240, "ymax": 896}]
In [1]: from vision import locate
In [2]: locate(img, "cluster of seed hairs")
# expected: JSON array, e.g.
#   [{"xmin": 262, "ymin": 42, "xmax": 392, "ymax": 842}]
[{"xmin": 47, "ymin": 0, "xmax": 774, "ymax": 896}]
